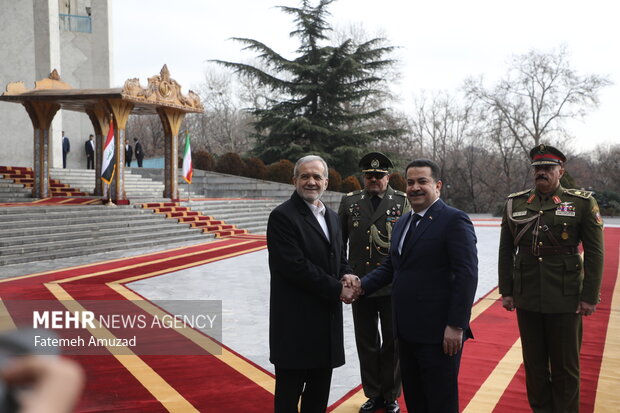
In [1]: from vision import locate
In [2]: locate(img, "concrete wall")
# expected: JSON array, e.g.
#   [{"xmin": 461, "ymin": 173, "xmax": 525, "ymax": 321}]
[{"xmin": 0, "ymin": 0, "xmax": 111, "ymax": 169}]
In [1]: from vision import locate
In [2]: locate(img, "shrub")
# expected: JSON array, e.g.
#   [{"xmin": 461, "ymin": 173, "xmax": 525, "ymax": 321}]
[
  {"xmin": 215, "ymin": 152, "xmax": 245, "ymax": 176},
  {"xmin": 389, "ymin": 172, "xmax": 406, "ymax": 192},
  {"xmin": 193, "ymin": 150, "xmax": 214, "ymax": 171},
  {"xmin": 341, "ymin": 175, "xmax": 361, "ymax": 193},
  {"xmin": 242, "ymin": 157, "xmax": 267, "ymax": 180},
  {"xmin": 327, "ymin": 168, "xmax": 342, "ymax": 192},
  {"xmin": 266, "ymin": 159, "xmax": 295, "ymax": 184}
]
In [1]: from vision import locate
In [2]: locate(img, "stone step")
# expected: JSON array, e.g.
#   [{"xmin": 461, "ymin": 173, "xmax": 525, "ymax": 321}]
[
  {"xmin": 0, "ymin": 219, "xmax": 192, "ymax": 247},
  {"xmin": 0, "ymin": 232, "xmax": 210, "ymax": 266},
  {"xmin": 0, "ymin": 215, "xmax": 180, "ymax": 233},
  {"xmin": 0, "ymin": 205, "xmax": 143, "ymax": 218},
  {"xmin": 0, "ymin": 226, "xmax": 206, "ymax": 257}
]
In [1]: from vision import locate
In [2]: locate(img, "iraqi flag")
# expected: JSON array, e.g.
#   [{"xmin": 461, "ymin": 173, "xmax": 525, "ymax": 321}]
[
  {"xmin": 182, "ymin": 132, "xmax": 192, "ymax": 184},
  {"xmin": 101, "ymin": 122, "xmax": 116, "ymax": 184}
]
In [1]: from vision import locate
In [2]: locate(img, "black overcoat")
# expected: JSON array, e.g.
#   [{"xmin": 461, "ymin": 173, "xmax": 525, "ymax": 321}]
[{"xmin": 267, "ymin": 191, "xmax": 351, "ymax": 369}]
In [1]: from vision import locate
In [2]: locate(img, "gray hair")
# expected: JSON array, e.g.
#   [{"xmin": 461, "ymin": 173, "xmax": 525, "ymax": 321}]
[{"xmin": 293, "ymin": 155, "xmax": 329, "ymax": 178}]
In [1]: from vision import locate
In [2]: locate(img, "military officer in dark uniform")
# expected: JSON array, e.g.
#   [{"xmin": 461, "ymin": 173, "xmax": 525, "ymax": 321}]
[
  {"xmin": 339, "ymin": 152, "xmax": 410, "ymax": 413},
  {"xmin": 498, "ymin": 144, "xmax": 604, "ymax": 413}
]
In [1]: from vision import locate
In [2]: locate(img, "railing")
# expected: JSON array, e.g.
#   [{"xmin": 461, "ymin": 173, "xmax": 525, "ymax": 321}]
[{"xmin": 59, "ymin": 14, "xmax": 92, "ymax": 33}]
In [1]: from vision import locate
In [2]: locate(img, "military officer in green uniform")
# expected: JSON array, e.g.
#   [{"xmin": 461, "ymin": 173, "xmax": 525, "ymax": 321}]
[
  {"xmin": 339, "ymin": 152, "xmax": 410, "ymax": 413},
  {"xmin": 498, "ymin": 144, "xmax": 604, "ymax": 413}
]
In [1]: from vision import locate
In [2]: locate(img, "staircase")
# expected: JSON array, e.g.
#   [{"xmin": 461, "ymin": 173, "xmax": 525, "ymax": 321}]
[
  {"xmin": 141, "ymin": 202, "xmax": 251, "ymax": 237},
  {"xmin": 178, "ymin": 199, "xmax": 281, "ymax": 234},
  {"xmin": 0, "ymin": 205, "xmax": 210, "ymax": 266},
  {"xmin": 49, "ymin": 168, "xmax": 199, "ymax": 203},
  {"xmin": 0, "ymin": 166, "xmax": 86, "ymax": 202}
]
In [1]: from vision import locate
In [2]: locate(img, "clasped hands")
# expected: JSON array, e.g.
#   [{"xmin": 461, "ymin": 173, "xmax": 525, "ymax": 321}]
[{"xmin": 340, "ymin": 274, "xmax": 363, "ymax": 304}]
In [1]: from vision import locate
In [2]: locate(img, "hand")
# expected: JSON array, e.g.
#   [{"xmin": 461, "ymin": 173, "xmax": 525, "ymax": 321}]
[
  {"xmin": 443, "ymin": 325, "xmax": 463, "ymax": 356},
  {"xmin": 341, "ymin": 273, "xmax": 361, "ymax": 290},
  {"xmin": 502, "ymin": 296, "xmax": 515, "ymax": 311},
  {"xmin": 340, "ymin": 285, "xmax": 359, "ymax": 304},
  {"xmin": 0, "ymin": 355, "xmax": 84, "ymax": 413},
  {"xmin": 576, "ymin": 301, "xmax": 597, "ymax": 316}
]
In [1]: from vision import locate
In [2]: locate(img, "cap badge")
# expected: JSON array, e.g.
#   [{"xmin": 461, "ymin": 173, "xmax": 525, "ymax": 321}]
[{"xmin": 371, "ymin": 159, "xmax": 380, "ymax": 168}]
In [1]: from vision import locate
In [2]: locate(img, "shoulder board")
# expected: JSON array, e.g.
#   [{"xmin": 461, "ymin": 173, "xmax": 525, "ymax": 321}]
[
  {"xmin": 393, "ymin": 190, "xmax": 407, "ymax": 197},
  {"xmin": 345, "ymin": 189, "xmax": 363, "ymax": 197},
  {"xmin": 564, "ymin": 188, "xmax": 592, "ymax": 199},
  {"xmin": 507, "ymin": 189, "xmax": 532, "ymax": 199}
]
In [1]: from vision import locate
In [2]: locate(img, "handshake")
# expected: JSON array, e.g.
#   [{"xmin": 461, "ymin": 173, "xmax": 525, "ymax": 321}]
[{"xmin": 340, "ymin": 274, "xmax": 363, "ymax": 304}]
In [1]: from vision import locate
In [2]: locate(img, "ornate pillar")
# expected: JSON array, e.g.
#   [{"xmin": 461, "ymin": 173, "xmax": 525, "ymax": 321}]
[
  {"xmin": 85, "ymin": 102, "xmax": 110, "ymax": 196},
  {"xmin": 106, "ymin": 99, "xmax": 133, "ymax": 204},
  {"xmin": 23, "ymin": 101, "xmax": 60, "ymax": 198},
  {"xmin": 157, "ymin": 107, "xmax": 185, "ymax": 200}
]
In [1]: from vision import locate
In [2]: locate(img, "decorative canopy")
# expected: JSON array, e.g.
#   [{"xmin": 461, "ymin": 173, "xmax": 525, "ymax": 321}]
[{"xmin": 0, "ymin": 65, "xmax": 203, "ymax": 114}]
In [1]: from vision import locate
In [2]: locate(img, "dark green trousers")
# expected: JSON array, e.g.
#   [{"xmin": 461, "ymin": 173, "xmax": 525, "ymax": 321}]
[
  {"xmin": 352, "ymin": 295, "xmax": 401, "ymax": 402},
  {"xmin": 516, "ymin": 309, "xmax": 582, "ymax": 413}
]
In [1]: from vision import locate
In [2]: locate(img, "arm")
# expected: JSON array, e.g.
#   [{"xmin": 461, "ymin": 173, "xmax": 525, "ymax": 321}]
[
  {"xmin": 337, "ymin": 195, "xmax": 349, "ymax": 246},
  {"xmin": 446, "ymin": 211, "xmax": 478, "ymax": 330},
  {"xmin": 578, "ymin": 197, "xmax": 605, "ymax": 313},
  {"xmin": 498, "ymin": 202, "xmax": 516, "ymax": 309},
  {"xmin": 267, "ymin": 209, "xmax": 342, "ymax": 301}
]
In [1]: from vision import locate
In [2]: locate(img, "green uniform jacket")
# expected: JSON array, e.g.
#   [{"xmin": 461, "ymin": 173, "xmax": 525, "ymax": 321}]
[
  {"xmin": 338, "ymin": 186, "xmax": 410, "ymax": 297},
  {"xmin": 498, "ymin": 186, "xmax": 604, "ymax": 313}
]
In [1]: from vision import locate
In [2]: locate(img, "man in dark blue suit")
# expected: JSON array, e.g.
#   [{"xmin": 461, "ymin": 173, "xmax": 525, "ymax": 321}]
[{"xmin": 347, "ymin": 159, "xmax": 478, "ymax": 412}]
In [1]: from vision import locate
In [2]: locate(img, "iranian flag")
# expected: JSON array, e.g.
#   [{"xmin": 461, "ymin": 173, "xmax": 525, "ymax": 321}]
[
  {"xmin": 101, "ymin": 122, "xmax": 116, "ymax": 184},
  {"xmin": 182, "ymin": 132, "xmax": 192, "ymax": 184}
]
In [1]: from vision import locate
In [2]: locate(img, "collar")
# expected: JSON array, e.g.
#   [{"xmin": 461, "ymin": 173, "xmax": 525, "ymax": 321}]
[
  {"xmin": 304, "ymin": 199, "xmax": 326, "ymax": 216},
  {"xmin": 411, "ymin": 197, "xmax": 440, "ymax": 218}
]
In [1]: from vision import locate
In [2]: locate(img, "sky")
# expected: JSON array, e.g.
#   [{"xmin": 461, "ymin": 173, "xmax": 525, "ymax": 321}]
[{"xmin": 110, "ymin": 0, "xmax": 619, "ymax": 153}]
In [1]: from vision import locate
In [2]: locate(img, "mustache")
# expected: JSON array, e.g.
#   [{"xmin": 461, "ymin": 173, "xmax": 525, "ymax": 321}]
[
  {"xmin": 408, "ymin": 191, "xmax": 425, "ymax": 196},
  {"xmin": 536, "ymin": 175, "xmax": 549, "ymax": 181}
]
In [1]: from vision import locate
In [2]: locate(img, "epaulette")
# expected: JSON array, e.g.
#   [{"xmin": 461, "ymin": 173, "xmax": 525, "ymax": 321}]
[
  {"xmin": 507, "ymin": 189, "xmax": 531, "ymax": 199},
  {"xmin": 564, "ymin": 188, "xmax": 592, "ymax": 199},
  {"xmin": 393, "ymin": 190, "xmax": 407, "ymax": 197},
  {"xmin": 344, "ymin": 189, "xmax": 363, "ymax": 197}
]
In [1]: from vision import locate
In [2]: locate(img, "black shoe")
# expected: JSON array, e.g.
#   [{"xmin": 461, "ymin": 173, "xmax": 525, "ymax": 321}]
[
  {"xmin": 385, "ymin": 400, "xmax": 400, "ymax": 413},
  {"xmin": 359, "ymin": 397, "xmax": 385, "ymax": 412}
]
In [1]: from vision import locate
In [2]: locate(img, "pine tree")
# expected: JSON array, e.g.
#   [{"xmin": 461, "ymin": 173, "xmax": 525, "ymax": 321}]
[{"xmin": 214, "ymin": 0, "xmax": 402, "ymax": 176}]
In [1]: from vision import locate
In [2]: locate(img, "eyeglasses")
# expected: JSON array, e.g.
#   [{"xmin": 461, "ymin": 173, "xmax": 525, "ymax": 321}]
[{"xmin": 365, "ymin": 172, "xmax": 387, "ymax": 180}]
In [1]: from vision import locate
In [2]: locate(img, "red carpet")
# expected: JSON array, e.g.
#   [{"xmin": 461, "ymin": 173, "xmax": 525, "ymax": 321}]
[{"xmin": 1, "ymin": 227, "xmax": 619, "ymax": 412}]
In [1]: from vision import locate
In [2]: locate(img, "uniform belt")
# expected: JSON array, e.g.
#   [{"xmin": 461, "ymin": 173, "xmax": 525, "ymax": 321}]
[{"xmin": 519, "ymin": 246, "xmax": 578, "ymax": 257}]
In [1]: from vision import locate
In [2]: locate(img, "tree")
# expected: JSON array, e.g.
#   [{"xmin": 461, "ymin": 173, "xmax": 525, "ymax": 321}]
[
  {"xmin": 185, "ymin": 68, "xmax": 255, "ymax": 155},
  {"xmin": 464, "ymin": 45, "xmax": 611, "ymax": 158},
  {"xmin": 214, "ymin": 0, "xmax": 403, "ymax": 177}
]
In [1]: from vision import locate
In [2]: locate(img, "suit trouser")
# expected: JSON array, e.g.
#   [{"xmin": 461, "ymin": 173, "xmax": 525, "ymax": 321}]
[
  {"xmin": 516, "ymin": 309, "xmax": 582, "ymax": 413},
  {"xmin": 352, "ymin": 295, "xmax": 401, "ymax": 401},
  {"xmin": 398, "ymin": 339, "xmax": 462, "ymax": 413},
  {"xmin": 62, "ymin": 152, "xmax": 68, "ymax": 168},
  {"xmin": 87, "ymin": 155, "xmax": 94, "ymax": 169},
  {"xmin": 274, "ymin": 367, "xmax": 332, "ymax": 413}
]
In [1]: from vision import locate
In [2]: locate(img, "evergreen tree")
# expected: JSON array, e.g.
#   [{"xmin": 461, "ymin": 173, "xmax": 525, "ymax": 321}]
[{"xmin": 214, "ymin": 0, "xmax": 402, "ymax": 176}]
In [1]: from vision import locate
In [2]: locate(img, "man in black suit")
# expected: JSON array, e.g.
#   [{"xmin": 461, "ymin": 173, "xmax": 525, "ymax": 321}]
[
  {"xmin": 267, "ymin": 154, "xmax": 356, "ymax": 413},
  {"xmin": 84, "ymin": 135, "xmax": 95, "ymax": 169},
  {"xmin": 62, "ymin": 131, "xmax": 70, "ymax": 169},
  {"xmin": 346, "ymin": 159, "xmax": 478, "ymax": 413},
  {"xmin": 133, "ymin": 138, "xmax": 144, "ymax": 167},
  {"xmin": 125, "ymin": 139, "xmax": 133, "ymax": 167}
]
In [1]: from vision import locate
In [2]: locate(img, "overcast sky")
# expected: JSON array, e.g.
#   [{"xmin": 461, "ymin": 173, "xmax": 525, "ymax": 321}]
[{"xmin": 111, "ymin": 0, "xmax": 619, "ymax": 153}]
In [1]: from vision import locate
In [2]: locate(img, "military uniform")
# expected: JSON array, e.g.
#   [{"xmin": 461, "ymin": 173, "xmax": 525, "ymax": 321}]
[
  {"xmin": 338, "ymin": 152, "xmax": 410, "ymax": 411},
  {"xmin": 498, "ymin": 145, "xmax": 604, "ymax": 413}
]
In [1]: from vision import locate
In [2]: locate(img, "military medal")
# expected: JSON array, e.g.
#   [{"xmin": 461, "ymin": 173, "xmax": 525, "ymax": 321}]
[
  {"xmin": 561, "ymin": 223, "xmax": 569, "ymax": 240},
  {"xmin": 353, "ymin": 221, "xmax": 359, "ymax": 228}
]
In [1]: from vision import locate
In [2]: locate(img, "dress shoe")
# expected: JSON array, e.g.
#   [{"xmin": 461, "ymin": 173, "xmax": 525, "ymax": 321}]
[
  {"xmin": 359, "ymin": 397, "xmax": 384, "ymax": 412},
  {"xmin": 385, "ymin": 400, "xmax": 400, "ymax": 413}
]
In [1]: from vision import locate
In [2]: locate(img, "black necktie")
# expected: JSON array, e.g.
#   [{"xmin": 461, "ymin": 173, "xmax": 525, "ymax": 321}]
[
  {"xmin": 371, "ymin": 195, "xmax": 381, "ymax": 210},
  {"xmin": 402, "ymin": 213, "xmax": 422, "ymax": 249}
]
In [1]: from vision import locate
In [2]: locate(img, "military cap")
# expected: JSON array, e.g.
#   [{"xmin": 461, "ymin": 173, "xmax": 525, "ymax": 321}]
[
  {"xmin": 529, "ymin": 144, "xmax": 566, "ymax": 166},
  {"xmin": 359, "ymin": 152, "xmax": 393, "ymax": 173}
]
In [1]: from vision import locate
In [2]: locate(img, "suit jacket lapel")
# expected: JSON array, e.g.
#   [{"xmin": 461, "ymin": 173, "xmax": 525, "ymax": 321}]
[
  {"xmin": 403, "ymin": 199, "xmax": 446, "ymax": 255},
  {"xmin": 292, "ymin": 191, "xmax": 331, "ymax": 244}
]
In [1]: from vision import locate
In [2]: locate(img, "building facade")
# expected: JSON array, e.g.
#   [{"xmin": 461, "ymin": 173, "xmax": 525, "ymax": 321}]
[{"xmin": 0, "ymin": 0, "xmax": 112, "ymax": 168}]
